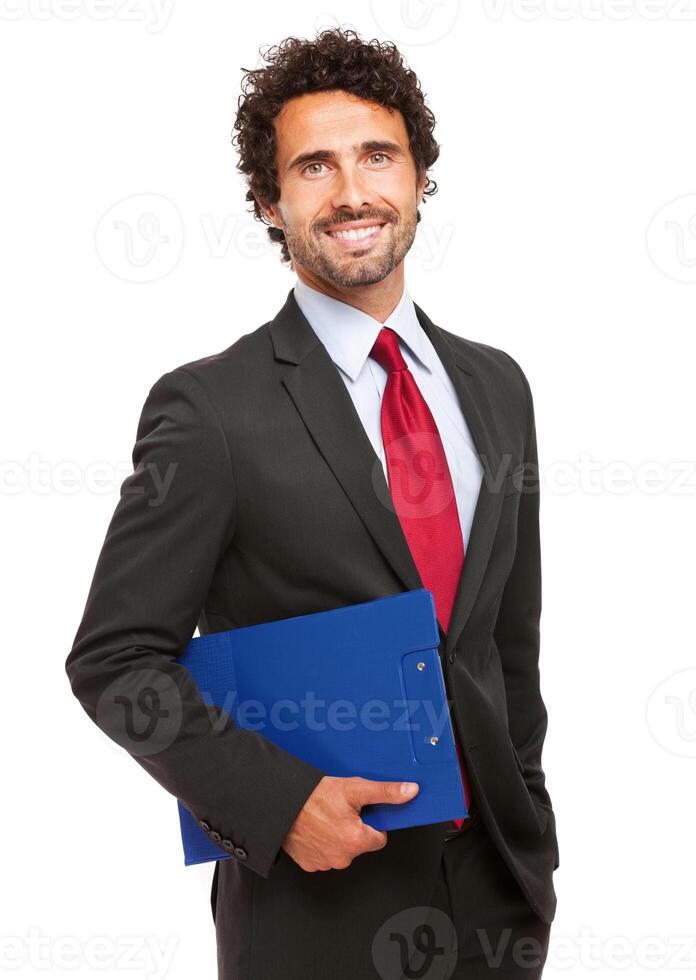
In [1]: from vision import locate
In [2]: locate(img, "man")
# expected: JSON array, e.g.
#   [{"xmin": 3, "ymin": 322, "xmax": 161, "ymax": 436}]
[{"xmin": 66, "ymin": 26, "xmax": 559, "ymax": 979}]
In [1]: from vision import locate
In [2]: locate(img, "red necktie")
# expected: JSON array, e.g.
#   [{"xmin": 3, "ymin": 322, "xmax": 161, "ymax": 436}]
[{"xmin": 369, "ymin": 326, "xmax": 472, "ymax": 826}]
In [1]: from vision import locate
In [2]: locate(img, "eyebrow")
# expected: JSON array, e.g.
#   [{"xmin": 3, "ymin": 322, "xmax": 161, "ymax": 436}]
[{"xmin": 286, "ymin": 139, "xmax": 405, "ymax": 173}]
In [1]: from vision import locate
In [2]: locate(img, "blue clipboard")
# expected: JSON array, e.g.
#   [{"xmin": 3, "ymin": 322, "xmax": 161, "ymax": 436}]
[{"xmin": 175, "ymin": 588, "xmax": 467, "ymax": 865}]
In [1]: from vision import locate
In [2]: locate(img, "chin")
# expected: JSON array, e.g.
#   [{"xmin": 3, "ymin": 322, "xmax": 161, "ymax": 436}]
[{"xmin": 326, "ymin": 267, "xmax": 393, "ymax": 288}]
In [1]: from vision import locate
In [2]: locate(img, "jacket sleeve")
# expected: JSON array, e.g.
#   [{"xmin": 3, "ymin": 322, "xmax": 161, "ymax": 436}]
[
  {"xmin": 493, "ymin": 355, "xmax": 554, "ymax": 815},
  {"xmin": 65, "ymin": 367, "xmax": 325, "ymax": 876}
]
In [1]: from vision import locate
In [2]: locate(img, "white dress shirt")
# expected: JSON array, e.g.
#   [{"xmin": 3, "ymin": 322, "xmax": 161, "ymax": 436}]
[{"xmin": 293, "ymin": 278, "xmax": 484, "ymax": 552}]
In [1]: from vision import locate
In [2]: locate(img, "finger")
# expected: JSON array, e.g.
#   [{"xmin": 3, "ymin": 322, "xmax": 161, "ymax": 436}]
[
  {"xmin": 358, "ymin": 827, "xmax": 388, "ymax": 852},
  {"xmin": 346, "ymin": 777, "xmax": 419, "ymax": 807}
]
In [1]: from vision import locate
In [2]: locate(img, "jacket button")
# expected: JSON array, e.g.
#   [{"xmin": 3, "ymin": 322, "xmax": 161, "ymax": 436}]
[
  {"xmin": 199, "ymin": 820, "xmax": 211, "ymax": 832},
  {"xmin": 210, "ymin": 831, "xmax": 222, "ymax": 844},
  {"xmin": 448, "ymin": 651, "xmax": 456, "ymax": 663},
  {"xmin": 233, "ymin": 846, "xmax": 247, "ymax": 860},
  {"xmin": 221, "ymin": 839, "xmax": 234, "ymax": 852}
]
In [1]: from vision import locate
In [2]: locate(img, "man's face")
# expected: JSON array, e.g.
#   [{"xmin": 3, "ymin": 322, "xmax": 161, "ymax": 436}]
[{"xmin": 263, "ymin": 89, "xmax": 427, "ymax": 288}]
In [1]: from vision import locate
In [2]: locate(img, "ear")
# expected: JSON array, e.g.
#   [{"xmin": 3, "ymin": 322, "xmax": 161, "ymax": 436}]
[
  {"xmin": 416, "ymin": 170, "xmax": 428, "ymax": 206},
  {"xmin": 259, "ymin": 199, "xmax": 280, "ymax": 227}
]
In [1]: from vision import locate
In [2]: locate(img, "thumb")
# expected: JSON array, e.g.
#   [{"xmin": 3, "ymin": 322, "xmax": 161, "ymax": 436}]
[{"xmin": 348, "ymin": 777, "xmax": 420, "ymax": 807}]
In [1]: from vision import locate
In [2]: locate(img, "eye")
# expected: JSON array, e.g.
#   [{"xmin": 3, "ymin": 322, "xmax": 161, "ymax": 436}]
[
  {"xmin": 368, "ymin": 152, "xmax": 391, "ymax": 165},
  {"xmin": 302, "ymin": 161, "xmax": 328, "ymax": 176}
]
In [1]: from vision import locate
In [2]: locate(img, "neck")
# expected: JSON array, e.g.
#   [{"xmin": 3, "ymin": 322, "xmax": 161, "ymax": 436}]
[{"xmin": 295, "ymin": 265, "xmax": 405, "ymax": 323}]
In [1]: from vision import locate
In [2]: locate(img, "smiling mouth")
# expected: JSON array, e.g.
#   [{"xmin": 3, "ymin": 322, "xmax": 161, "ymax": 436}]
[{"xmin": 324, "ymin": 223, "xmax": 387, "ymax": 247}]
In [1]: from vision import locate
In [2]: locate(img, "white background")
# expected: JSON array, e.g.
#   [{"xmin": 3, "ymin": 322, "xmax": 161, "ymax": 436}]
[{"xmin": 2, "ymin": 1, "xmax": 695, "ymax": 977}]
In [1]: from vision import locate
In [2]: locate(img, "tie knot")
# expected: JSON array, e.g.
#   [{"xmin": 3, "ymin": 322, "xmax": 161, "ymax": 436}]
[{"xmin": 369, "ymin": 327, "xmax": 407, "ymax": 374}]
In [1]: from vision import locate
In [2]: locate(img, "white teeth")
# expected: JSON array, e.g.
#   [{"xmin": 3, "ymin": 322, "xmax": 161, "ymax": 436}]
[{"xmin": 328, "ymin": 225, "xmax": 382, "ymax": 241}]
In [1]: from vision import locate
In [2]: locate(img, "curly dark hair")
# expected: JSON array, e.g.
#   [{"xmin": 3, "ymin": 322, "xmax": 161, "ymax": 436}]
[{"xmin": 231, "ymin": 26, "xmax": 440, "ymax": 263}]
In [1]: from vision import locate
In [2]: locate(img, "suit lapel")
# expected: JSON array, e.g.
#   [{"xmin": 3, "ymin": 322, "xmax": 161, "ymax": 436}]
[
  {"xmin": 414, "ymin": 304, "xmax": 507, "ymax": 658},
  {"xmin": 268, "ymin": 288, "xmax": 507, "ymax": 658}
]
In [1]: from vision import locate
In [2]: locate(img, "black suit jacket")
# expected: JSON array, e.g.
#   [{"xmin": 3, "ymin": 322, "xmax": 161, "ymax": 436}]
[{"xmin": 66, "ymin": 288, "xmax": 558, "ymax": 978}]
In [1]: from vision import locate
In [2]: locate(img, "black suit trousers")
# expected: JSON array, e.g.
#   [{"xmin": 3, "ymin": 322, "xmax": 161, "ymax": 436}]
[
  {"xmin": 411, "ymin": 821, "xmax": 551, "ymax": 979},
  {"xmin": 213, "ymin": 817, "xmax": 551, "ymax": 980}
]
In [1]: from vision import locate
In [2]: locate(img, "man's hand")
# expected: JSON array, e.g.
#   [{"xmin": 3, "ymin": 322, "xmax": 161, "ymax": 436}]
[{"xmin": 281, "ymin": 776, "xmax": 419, "ymax": 872}]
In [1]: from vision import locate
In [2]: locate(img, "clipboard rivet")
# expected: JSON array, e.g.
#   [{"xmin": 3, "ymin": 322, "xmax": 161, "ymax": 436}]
[
  {"xmin": 430, "ymin": 735, "xmax": 439, "ymax": 746},
  {"xmin": 417, "ymin": 661, "xmax": 426, "ymax": 671}
]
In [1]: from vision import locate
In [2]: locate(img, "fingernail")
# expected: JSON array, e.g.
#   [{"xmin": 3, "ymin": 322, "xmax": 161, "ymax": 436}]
[{"xmin": 401, "ymin": 782, "xmax": 418, "ymax": 796}]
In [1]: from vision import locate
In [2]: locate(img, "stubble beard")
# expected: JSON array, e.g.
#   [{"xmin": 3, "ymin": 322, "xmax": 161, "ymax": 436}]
[{"xmin": 283, "ymin": 211, "xmax": 418, "ymax": 288}]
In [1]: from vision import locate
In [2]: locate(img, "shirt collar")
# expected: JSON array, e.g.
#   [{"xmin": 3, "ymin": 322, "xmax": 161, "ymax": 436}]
[{"xmin": 293, "ymin": 277, "xmax": 435, "ymax": 382}]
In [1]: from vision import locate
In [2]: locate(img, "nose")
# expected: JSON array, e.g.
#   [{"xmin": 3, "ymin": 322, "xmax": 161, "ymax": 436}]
[{"xmin": 329, "ymin": 165, "xmax": 375, "ymax": 216}]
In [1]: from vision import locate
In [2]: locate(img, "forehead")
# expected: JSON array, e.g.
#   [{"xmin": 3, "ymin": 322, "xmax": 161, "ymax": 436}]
[{"xmin": 273, "ymin": 90, "xmax": 409, "ymax": 163}]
